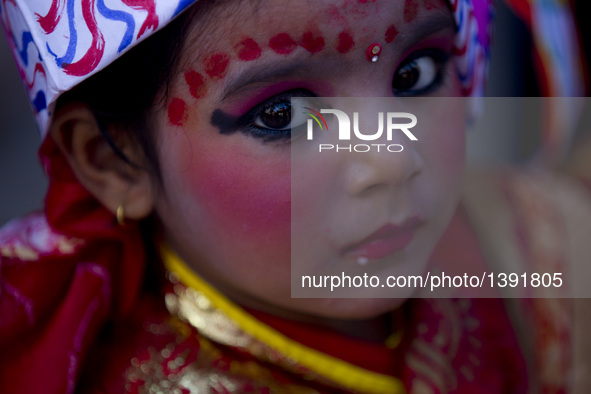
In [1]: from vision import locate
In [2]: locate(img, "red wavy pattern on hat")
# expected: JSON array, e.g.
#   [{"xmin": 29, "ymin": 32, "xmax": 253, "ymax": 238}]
[
  {"xmin": 122, "ymin": 0, "xmax": 159, "ymax": 39},
  {"xmin": 62, "ymin": 0, "xmax": 105, "ymax": 76},
  {"xmin": 25, "ymin": 63, "xmax": 47, "ymax": 89},
  {"xmin": 35, "ymin": 0, "xmax": 65, "ymax": 34}
]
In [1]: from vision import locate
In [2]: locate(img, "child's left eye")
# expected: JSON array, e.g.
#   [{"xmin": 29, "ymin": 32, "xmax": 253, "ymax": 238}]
[{"xmin": 392, "ymin": 49, "xmax": 450, "ymax": 96}]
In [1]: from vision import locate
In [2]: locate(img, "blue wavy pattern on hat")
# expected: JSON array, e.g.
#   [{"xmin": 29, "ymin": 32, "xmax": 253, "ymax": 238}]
[{"xmin": 0, "ymin": 0, "xmax": 493, "ymax": 135}]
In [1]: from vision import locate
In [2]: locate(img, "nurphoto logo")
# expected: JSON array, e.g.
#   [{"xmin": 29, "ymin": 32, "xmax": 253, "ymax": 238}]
[{"xmin": 304, "ymin": 108, "xmax": 418, "ymax": 153}]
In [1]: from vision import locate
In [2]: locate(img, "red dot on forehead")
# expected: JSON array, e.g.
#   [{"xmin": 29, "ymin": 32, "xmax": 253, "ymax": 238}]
[
  {"xmin": 168, "ymin": 98, "xmax": 187, "ymax": 126},
  {"xmin": 336, "ymin": 31, "xmax": 355, "ymax": 54},
  {"xmin": 184, "ymin": 70, "xmax": 207, "ymax": 99},
  {"xmin": 385, "ymin": 24, "xmax": 398, "ymax": 43},
  {"xmin": 299, "ymin": 31, "xmax": 325, "ymax": 54},
  {"xmin": 269, "ymin": 33, "xmax": 297, "ymax": 55},
  {"xmin": 204, "ymin": 53, "xmax": 230, "ymax": 79},
  {"xmin": 423, "ymin": 0, "xmax": 443, "ymax": 10},
  {"xmin": 236, "ymin": 37, "xmax": 262, "ymax": 61},
  {"xmin": 404, "ymin": 0, "xmax": 420, "ymax": 23}
]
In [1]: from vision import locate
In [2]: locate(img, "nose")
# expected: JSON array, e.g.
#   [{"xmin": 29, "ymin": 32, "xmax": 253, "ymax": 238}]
[{"xmin": 342, "ymin": 111, "xmax": 424, "ymax": 197}]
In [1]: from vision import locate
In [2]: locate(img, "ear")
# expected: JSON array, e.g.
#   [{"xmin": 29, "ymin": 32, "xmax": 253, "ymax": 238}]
[{"xmin": 49, "ymin": 102, "xmax": 155, "ymax": 221}]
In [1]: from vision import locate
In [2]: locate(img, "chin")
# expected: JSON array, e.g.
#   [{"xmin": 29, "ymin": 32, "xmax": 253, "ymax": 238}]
[{"xmin": 293, "ymin": 296, "xmax": 409, "ymax": 320}]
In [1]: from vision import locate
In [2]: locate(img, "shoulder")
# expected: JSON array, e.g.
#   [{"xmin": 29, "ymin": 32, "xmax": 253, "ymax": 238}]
[
  {"xmin": 462, "ymin": 167, "xmax": 591, "ymax": 392},
  {"xmin": 0, "ymin": 212, "xmax": 111, "ymax": 394},
  {"xmin": 462, "ymin": 167, "xmax": 591, "ymax": 283},
  {"xmin": 0, "ymin": 212, "xmax": 84, "ymax": 260},
  {"xmin": 0, "ymin": 212, "xmax": 86, "ymax": 341}
]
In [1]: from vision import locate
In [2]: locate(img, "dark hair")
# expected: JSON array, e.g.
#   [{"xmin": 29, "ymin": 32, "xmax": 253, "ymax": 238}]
[{"xmin": 55, "ymin": 8, "xmax": 195, "ymax": 180}]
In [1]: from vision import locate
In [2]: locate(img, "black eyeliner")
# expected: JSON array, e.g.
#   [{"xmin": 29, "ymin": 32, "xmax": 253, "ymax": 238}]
[
  {"xmin": 393, "ymin": 48, "xmax": 451, "ymax": 97},
  {"xmin": 210, "ymin": 89, "xmax": 314, "ymax": 142},
  {"xmin": 210, "ymin": 109, "xmax": 252, "ymax": 136}
]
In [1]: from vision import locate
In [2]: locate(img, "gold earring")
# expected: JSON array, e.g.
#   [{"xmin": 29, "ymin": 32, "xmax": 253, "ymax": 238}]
[{"xmin": 116, "ymin": 204, "xmax": 126, "ymax": 226}]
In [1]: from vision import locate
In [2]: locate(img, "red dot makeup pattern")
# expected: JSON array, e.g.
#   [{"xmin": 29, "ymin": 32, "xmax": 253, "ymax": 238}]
[
  {"xmin": 298, "ymin": 31, "xmax": 325, "ymax": 54},
  {"xmin": 185, "ymin": 70, "xmax": 207, "ymax": 99},
  {"xmin": 204, "ymin": 53, "xmax": 230, "ymax": 80},
  {"xmin": 336, "ymin": 31, "xmax": 355, "ymax": 54},
  {"xmin": 423, "ymin": 0, "xmax": 444, "ymax": 10},
  {"xmin": 168, "ymin": 98, "xmax": 188, "ymax": 126},
  {"xmin": 404, "ymin": 0, "xmax": 420, "ymax": 23},
  {"xmin": 236, "ymin": 37, "xmax": 262, "ymax": 61},
  {"xmin": 385, "ymin": 24, "xmax": 398, "ymax": 43},
  {"xmin": 269, "ymin": 33, "xmax": 298, "ymax": 55}
]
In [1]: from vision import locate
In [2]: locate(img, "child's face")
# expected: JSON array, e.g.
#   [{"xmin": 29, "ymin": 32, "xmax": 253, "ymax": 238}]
[{"xmin": 153, "ymin": 0, "xmax": 464, "ymax": 319}]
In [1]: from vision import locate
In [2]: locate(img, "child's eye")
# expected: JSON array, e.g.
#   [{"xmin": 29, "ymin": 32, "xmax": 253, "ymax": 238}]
[
  {"xmin": 252, "ymin": 98, "xmax": 292, "ymax": 130},
  {"xmin": 392, "ymin": 50, "xmax": 449, "ymax": 96},
  {"xmin": 244, "ymin": 89, "xmax": 314, "ymax": 142}
]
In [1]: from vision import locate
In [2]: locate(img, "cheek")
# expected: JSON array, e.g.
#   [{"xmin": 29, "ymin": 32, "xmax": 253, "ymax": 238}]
[
  {"xmin": 422, "ymin": 119, "xmax": 466, "ymax": 200},
  {"xmin": 183, "ymin": 144, "xmax": 292, "ymax": 246},
  {"xmin": 430, "ymin": 128, "xmax": 465, "ymax": 172}
]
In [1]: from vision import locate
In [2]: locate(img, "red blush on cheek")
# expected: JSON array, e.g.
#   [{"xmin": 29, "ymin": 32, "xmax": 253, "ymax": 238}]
[
  {"xmin": 184, "ymin": 70, "xmax": 207, "ymax": 98},
  {"xmin": 190, "ymin": 153, "xmax": 292, "ymax": 245},
  {"xmin": 168, "ymin": 98, "xmax": 187, "ymax": 126},
  {"xmin": 236, "ymin": 37, "xmax": 262, "ymax": 61},
  {"xmin": 204, "ymin": 53, "xmax": 230, "ymax": 79},
  {"xmin": 385, "ymin": 25, "xmax": 398, "ymax": 43},
  {"xmin": 336, "ymin": 31, "xmax": 355, "ymax": 54},
  {"xmin": 269, "ymin": 33, "xmax": 297, "ymax": 55},
  {"xmin": 299, "ymin": 31, "xmax": 325, "ymax": 54}
]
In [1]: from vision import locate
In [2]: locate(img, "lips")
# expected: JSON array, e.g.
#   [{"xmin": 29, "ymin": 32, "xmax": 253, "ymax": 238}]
[{"xmin": 342, "ymin": 217, "xmax": 422, "ymax": 261}]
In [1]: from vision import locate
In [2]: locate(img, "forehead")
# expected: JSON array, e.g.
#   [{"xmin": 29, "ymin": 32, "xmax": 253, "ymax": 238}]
[
  {"xmin": 163, "ymin": 0, "xmax": 455, "ymax": 111},
  {"xmin": 182, "ymin": 0, "xmax": 452, "ymax": 57}
]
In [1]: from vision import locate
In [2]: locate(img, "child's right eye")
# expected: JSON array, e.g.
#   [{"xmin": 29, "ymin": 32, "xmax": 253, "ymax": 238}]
[{"xmin": 392, "ymin": 49, "xmax": 450, "ymax": 96}]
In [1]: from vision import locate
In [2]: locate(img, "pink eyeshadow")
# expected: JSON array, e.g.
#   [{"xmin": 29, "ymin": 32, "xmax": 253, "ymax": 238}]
[{"xmin": 222, "ymin": 80, "xmax": 335, "ymax": 117}]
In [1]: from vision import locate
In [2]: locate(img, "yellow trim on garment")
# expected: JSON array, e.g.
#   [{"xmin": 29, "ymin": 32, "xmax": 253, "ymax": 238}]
[{"xmin": 161, "ymin": 246, "xmax": 406, "ymax": 394}]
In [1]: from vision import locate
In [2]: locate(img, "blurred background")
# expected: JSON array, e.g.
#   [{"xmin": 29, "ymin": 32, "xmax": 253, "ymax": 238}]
[
  {"xmin": 0, "ymin": 1, "xmax": 589, "ymax": 226},
  {"xmin": 0, "ymin": 25, "xmax": 47, "ymax": 226}
]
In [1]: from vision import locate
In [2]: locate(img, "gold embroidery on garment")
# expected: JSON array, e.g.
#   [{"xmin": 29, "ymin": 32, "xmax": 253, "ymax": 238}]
[
  {"xmin": 410, "ymin": 378, "xmax": 435, "ymax": 394},
  {"xmin": 406, "ymin": 354, "xmax": 446, "ymax": 393},
  {"xmin": 404, "ymin": 299, "xmax": 484, "ymax": 394},
  {"xmin": 56, "ymin": 236, "xmax": 84, "ymax": 254},
  {"xmin": 124, "ymin": 319, "xmax": 317, "ymax": 393},
  {"xmin": 1, "ymin": 236, "xmax": 83, "ymax": 261},
  {"xmin": 506, "ymin": 173, "xmax": 573, "ymax": 391},
  {"xmin": 161, "ymin": 245, "xmax": 406, "ymax": 394},
  {"xmin": 1, "ymin": 245, "xmax": 38, "ymax": 261}
]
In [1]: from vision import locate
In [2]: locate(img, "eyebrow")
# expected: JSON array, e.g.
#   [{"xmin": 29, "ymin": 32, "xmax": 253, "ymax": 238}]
[
  {"xmin": 398, "ymin": 7, "xmax": 456, "ymax": 49},
  {"xmin": 218, "ymin": 9, "xmax": 456, "ymax": 101},
  {"xmin": 219, "ymin": 62, "xmax": 312, "ymax": 102}
]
